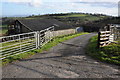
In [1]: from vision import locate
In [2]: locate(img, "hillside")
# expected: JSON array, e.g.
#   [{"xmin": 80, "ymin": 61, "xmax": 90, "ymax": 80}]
[
  {"xmin": 2, "ymin": 13, "xmax": 110, "ymax": 26},
  {"xmin": 83, "ymin": 17, "xmax": 120, "ymax": 32},
  {"xmin": 25, "ymin": 13, "xmax": 110, "ymax": 27},
  {"xmin": 1, "ymin": 13, "xmax": 120, "ymax": 36}
]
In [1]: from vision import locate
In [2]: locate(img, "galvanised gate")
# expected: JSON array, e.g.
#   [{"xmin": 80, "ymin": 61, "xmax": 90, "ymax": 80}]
[{"xmin": 0, "ymin": 26, "xmax": 54, "ymax": 60}]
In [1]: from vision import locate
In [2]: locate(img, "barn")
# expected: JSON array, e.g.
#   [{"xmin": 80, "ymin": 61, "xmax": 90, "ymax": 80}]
[{"xmin": 8, "ymin": 19, "xmax": 73, "ymax": 35}]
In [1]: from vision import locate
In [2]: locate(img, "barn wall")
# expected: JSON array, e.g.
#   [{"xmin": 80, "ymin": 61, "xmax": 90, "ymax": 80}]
[
  {"xmin": 53, "ymin": 29, "xmax": 76, "ymax": 37},
  {"xmin": 15, "ymin": 21, "xmax": 22, "ymax": 34}
]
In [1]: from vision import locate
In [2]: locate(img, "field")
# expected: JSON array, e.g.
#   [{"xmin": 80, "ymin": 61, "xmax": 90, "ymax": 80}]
[
  {"xmin": 55, "ymin": 14, "xmax": 106, "ymax": 21},
  {"xmin": 1, "ymin": 13, "xmax": 111, "ymax": 36},
  {"xmin": 86, "ymin": 36, "xmax": 120, "ymax": 65},
  {"xmin": 57, "ymin": 14, "xmax": 88, "ymax": 17},
  {"xmin": 0, "ymin": 25, "xmax": 8, "ymax": 36}
]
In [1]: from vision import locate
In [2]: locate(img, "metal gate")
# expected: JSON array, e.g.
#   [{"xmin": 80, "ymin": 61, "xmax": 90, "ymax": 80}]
[
  {"xmin": 0, "ymin": 26, "xmax": 54, "ymax": 60},
  {"xmin": 36, "ymin": 26, "xmax": 54, "ymax": 48}
]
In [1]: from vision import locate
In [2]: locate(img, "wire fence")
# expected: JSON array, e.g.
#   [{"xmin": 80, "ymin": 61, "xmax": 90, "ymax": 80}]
[{"xmin": 0, "ymin": 26, "xmax": 54, "ymax": 60}]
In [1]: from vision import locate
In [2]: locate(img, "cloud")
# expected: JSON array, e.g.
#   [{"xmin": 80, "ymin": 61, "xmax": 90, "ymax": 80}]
[
  {"xmin": 68, "ymin": 0, "xmax": 118, "ymax": 9},
  {"xmin": 28, "ymin": 0, "xmax": 42, "ymax": 7},
  {"xmin": 6, "ymin": 0, "xmax": 31, "ymax": 3},
  {"xmin": 44, "ymin": 2, "xmax": 118, "ymax": 16},
  {"xmin": 68, "ymin": 0, "xmax": 120, "ymax": 3},
  {"xmin": 74, "ymin": 2, "xmax": 117, "ymax": 8},
  {"xmin": 2, "ymin": 0, "xmax": 118, "ymax": 16},
  {"xmin": 3, "ymin": 0, "xmax": 42, "ymax": 7}
]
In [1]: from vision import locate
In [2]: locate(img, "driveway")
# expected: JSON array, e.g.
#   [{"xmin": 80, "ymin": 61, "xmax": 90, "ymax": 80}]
[{"xmin": 2, "ymin": 33, "xmax": 119, "ymax": 78}]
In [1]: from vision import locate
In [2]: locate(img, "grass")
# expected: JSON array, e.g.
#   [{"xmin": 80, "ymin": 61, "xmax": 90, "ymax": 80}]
[
  {"xmin": 1, "ymin": 38, "xmax": 35, "ymax": 47},
  {"xmin": 0, "ymin": 25, "xmax": 8, "ymax": 35},
  {"xmin": 1, "ymin": 32, "xmax": 88, "ymax": 66},
  {"xmin": 56, "ymin": 14, "xmax": 105, "ymax": 21},
  {"xmin": 0, "ymin": 38, "xmax": 36, "ymax": 60},
  {"xmin": 58, "ymin": 14, "xmax": 88, "ymax": 18},
  {"xmin": 86, "ymin": 35, "xmax": 120, "ymax": 65},
  {"xmin": 0, "ymin": 29, "xmax": 8, "ymax": 35}
]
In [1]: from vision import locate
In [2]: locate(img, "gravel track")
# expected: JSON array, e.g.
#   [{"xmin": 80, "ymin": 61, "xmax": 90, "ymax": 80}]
[{"xmin": 2, "ymin": 33, "xmax": 120, "ymax": 78}]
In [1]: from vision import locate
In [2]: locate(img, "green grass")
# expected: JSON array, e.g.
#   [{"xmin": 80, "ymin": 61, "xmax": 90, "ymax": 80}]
[
  {"xmin": 86, "ymin": 35, "xmax": 120, "ymax": 65},
  {"xmin": 55, "ymin": 14, "xmax": 106, "ymax": 21},
  {"xmin": 0, "ymin": 29, "xmax": 8, "ymax": 35},
  {"xmin": 0, "ymin": 25, "xmax": 8, "ymax": 35},
  {"xmin": 0, "ymin": 38, "xmax": 36, "ymax": 61},
  {"xmin": 1, "ymin": 32, "xmax": 88, "ymax": 66},
  {"xmin": 58, "ymin": 14, "xmax": 88, "ymax": 18},
  {"xmin": 1, "ymin": 38, "xmax": 35, "ymax": 47},
  {"xmin": 0, "ymin": 25, "xmax": 7, "ymax": 28}
]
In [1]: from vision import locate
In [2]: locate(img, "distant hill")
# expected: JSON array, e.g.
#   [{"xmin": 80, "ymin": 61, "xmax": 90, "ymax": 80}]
[
  {"xmin": 83, "ymin": 17, "xmax": 120, "ymax": 32},
  {"xmin": 2, "ymin": 13, "xmax": 110, "ymax": 25},
  {"xmin": 24, "ymin": 13, "xmax": 110, "ymax": 27},
  {"xmin": 1, "ymin": 12, "xmax": 120, "ymax": 34}
]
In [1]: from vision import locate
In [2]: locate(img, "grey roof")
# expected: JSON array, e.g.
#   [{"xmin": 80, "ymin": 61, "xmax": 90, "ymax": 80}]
[{"xmin": 17, "ymin": 19, "xmax": 73, "ymax": 31}]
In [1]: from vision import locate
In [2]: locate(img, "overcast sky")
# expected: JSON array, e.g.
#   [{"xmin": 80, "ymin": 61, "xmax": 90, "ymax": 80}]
[{"xmin": 1, "ymin": 0, "xmax": 120, "ymax": 17}]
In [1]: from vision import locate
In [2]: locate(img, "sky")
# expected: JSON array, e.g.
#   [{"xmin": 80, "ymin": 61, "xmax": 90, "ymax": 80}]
[{"xmin": 1, "ymin": 0, "xmax": 120, "ymax": 17}]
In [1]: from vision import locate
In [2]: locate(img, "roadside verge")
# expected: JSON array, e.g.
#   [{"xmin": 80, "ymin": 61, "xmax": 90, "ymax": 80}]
[{"xmin": 86, "ymin": 35, "xmax": 120, "ymax": 65}]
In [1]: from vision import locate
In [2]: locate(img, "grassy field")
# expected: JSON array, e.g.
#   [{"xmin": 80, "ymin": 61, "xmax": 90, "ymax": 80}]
[
  {"xmin": 0, "ymin": 29, "xmax": 8, "ymax": 35},
  {"xmin": 54, "ymin": 13, "xmax": 107, "ymax": 21},
  {"xmin": 0, "ymin": 25, "xmax": 8, "ymax": 36},
  {"xmin": 1, "ymin": 32, "xmax": 88, "ymax": 66},
  {"xmin": 58, "ymin": 14, "xmax": 88, "ymax": 17},
  {"xmin": 86, "ymin": 36, "xmax": 120, "ymax": 65}
]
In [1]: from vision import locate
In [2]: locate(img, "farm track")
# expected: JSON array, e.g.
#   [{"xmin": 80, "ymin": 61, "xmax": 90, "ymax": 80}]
[{"xmin": 2, "ymin": 33, "xmax": 120, "ymax": 78}]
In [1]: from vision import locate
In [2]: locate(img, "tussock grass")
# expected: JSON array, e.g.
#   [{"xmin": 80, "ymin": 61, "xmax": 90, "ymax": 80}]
[
  {"xmin": 86, "ymin": 35, "xmax": 120, "ymax": 65},
  {"xmin": 1, "ymin": 32, "xmax": 88, "ymax": 66}
]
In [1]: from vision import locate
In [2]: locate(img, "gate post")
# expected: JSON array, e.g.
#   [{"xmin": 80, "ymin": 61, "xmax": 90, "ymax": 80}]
[
  {"xmin": 38, "ymin": 31, "xmax": 40, "ymax": 48},
  {"xmin": 19, "ymin": 35, "xmax": 22, "ymax": 52},
  {"xmin": 98, "ymin": 32, "xmax": 100, "ymax": 48},
  {"xmin": 35, "ymin": 31, "xmax": 38, "ymax": 49},
  {"xmin": 52, "ymin": 26, "xmax": 55, "ymax": 38},
  {"xmin": 35, "ymin": 31, "xmax": 40, "ymax": 49}
]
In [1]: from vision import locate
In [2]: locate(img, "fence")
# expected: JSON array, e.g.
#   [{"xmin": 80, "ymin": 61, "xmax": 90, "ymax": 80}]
[
  {"xmin": 0, "ymin": 26, "xmax": 54, "ymax": 60},
  {"xmin": 98, "ymin": 31, "xmax": 111, "ymax": 47},
  {"xmin": 114, "ymin": 33, "xmax": 120, "ymax": 41},
  {"xmin": 109, "ymin": 24, "xmax": 120, "ymax": 41}
]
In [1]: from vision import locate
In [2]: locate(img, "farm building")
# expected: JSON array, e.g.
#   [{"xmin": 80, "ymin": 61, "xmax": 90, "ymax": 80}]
[{"xmin": 8, "ymin": 19, "xmax": 73, "ymax": 35}]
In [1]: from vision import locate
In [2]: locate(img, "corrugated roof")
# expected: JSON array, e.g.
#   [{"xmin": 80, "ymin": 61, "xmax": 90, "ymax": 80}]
[{"xmin": 17, "ymin": 19, "xmax": 73, "ymax": 31}]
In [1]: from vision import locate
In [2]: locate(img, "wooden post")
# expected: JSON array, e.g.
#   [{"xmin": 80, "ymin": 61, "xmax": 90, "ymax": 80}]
[
  {"xmin": 35, "ymin": 31, "xmax": 38, "ymax": 49},
  {"xmin": 38, "ymin": 31, "xmax": 40, "ymax": 49},
  {"xmin": 98, "ymin": 32, "xmax": 100, "ymax": 48}
]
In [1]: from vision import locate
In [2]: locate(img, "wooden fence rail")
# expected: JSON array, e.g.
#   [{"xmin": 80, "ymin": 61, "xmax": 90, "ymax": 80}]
[{"xmin": 98, "ymin": 31, "xmax": 111, "ymax": 47}]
